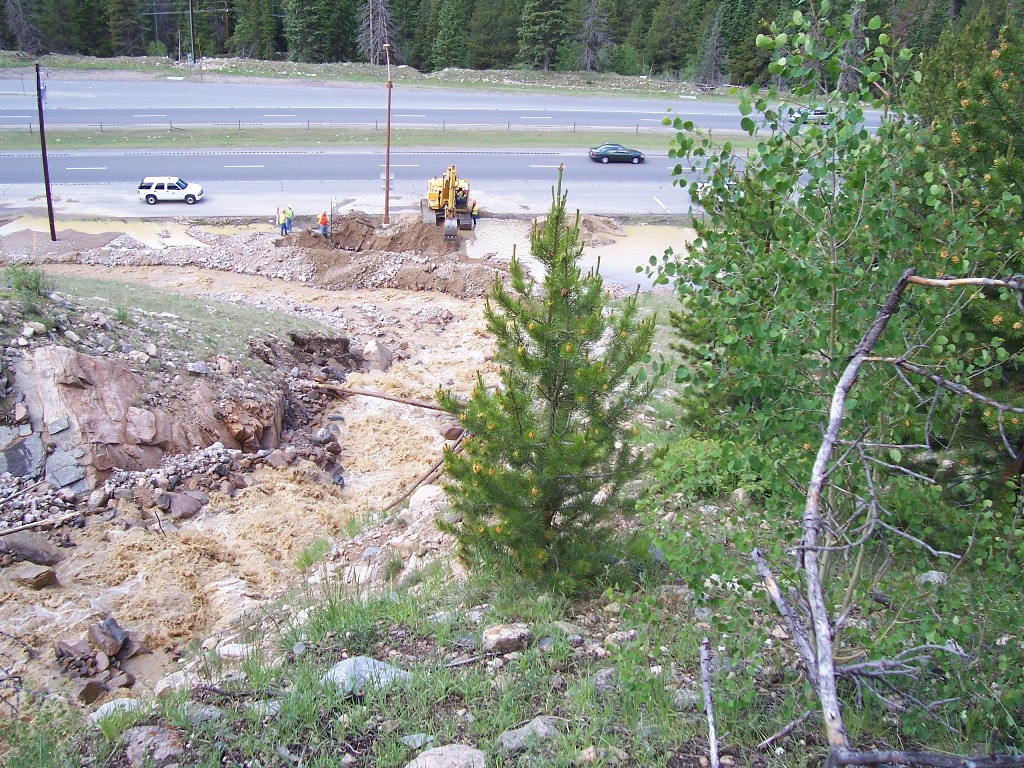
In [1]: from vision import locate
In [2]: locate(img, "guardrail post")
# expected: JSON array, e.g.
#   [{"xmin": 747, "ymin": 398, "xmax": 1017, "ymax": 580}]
[
  {"xmin": 307, "ymin": 120, "xmax": 310, "ymax": 130},
  {"xmin": 100, "ymin": 122, "xmax": 103, "ymax": 133},
  {"xmin": 170, "ymin": 120, "xmax": 173, "ymax": 131}
]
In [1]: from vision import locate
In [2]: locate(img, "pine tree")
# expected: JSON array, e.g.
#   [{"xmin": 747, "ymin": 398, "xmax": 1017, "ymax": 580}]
[
  {"xmin": 518, "ymin": 0, "xmax": 566, "ymax": 70},
  {"xmin": 437, "ymin": 167, "xmax": 656, "ymax": 585},
  {"xmin": 430, "ymin": 0, "xmax": 468, "ymax": 69},
  {"xmin": 466, "ymin": 0, "xmax": 518, "ymax": 68},
  {"xmin": 577, "ymin": 0, "xmax": 609, "ymax": 71}
]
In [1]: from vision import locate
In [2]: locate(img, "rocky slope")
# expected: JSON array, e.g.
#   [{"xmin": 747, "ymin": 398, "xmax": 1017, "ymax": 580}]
[{"xmin": 0, "ymin": 211, "xmax": 525, "ymax": 707}]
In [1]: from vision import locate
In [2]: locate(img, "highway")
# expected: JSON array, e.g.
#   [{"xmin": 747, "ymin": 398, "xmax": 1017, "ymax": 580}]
[
  {"xmin": 0, "ymin": 75, "xmax": 774, "ymax": 217},
  {"xmin": 0, "ymin": 75, "xmax": 741, "ymax": 132}
]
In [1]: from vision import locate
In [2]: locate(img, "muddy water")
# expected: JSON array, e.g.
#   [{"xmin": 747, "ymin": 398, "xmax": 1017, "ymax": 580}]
[
  {"xmin": 461, "ymin": 220, "xmax": 694, "ymax": 291},
  {"xmin": 0, "ymin": 216, "xmax": 272, "ymax": 248},
  {"xmin": 0, "ymin": 215, "xmax": 209, "ymax": 248}
]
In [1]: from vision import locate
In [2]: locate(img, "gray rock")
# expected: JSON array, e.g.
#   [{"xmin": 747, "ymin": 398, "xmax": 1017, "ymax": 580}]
[
  {"xmin": 88, "ymin": 488, "xmax": 112, "ymax": 509},
  {"xmin": 48, "ymin": 415, "xmax": 71, "ymax": 434},
  {"xmin": 603, "ymin": 630, "xmax": 638, "ymax": 648},
  {"xmin": 482, "ymin": 623, "xmax": 533, "ymax": 655},
  {"xmin": 0, "ymin": 425, "xmax": 20, "ymax": 450},
  {"xmin": 578, "ymin": 745, "xmax": 628, "ymax": 765},
  {"xmin": 405, "ymin": 744, "xmax": 485, "ymax": 768},
  {"xmin": 497, "ymin": 715, "xmax": 563, "ymax": 754},
  {"xmin": 0, "ymin": 531, "xmax": 66, "ymax": 565},
  {"xmin": 183, "ymin": 703, "xmax": 223, "ymax": 724},
  {"xmin": 320, "ymin": 656, "xmax": 412, "ymax": 696},
  {"xmin": 45, "ymin": 450, "xmax": 86, "ymax": 488},
  {"xmin": 400, "ymin": 733, "xmax": 435, "ymax": 749},
  {"xmin": 87, "ymin": 698, "xmax": 147, "ymax": 726},
  {"xmin": 247, "ymin": 699, "xmax": 282, "ymax": 719},
  {"xmin": 187, "ymin": 361, "xmax": 210, "ymax": 375},
  {"xmin": 360, "ymin": 339, "xmax": 393, "ymax": 372},
  {"xmin": 124, "ymin": 725, "xmax": 184, "ymax": 767},
  {"xmin": 917, "ymin": 570, "xmax": 948, "ymax": 586},
  {"xmin": 0, "ymin": 433, "xmax": 46, "ymax": 479},
  {"xmin": 591, "ymin": 667, "xmax": 618, "ymax": 693},
  {"xmin": 673, "ymin": 688, "xmax": 699, "ymax": 711}
]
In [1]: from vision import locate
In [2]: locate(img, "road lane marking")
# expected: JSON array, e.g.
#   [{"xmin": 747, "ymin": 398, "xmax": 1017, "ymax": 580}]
[
  {"xmin": 395, "ymin": 114, "xmax": 425, "ymax": 117},
  {"xmin": 654, "ymin": 196, "xmax": 671, "ymax": 213},
  {"xmin": 4, "ymin": 115, "xmax": 32, "ymax": 118},
  {"xmin": 264, "ymin": 114, "xmax": 296, "ymax": 117},
  {"xmin": 66, "ymin": 166, "xmax": 106, "ymax": 170},
  {"xmin": 529, "ymin": 164, "xmax": 562, "ymax": 168},
  {"xmin": 133, "ymin": 114, "xmax": 166, "ymax": 117},
  {"xmin": 522, "ymin": 116, "xmax": 551, "ymax": 120},
  {"xmin": 224, "ymin": 164, "xmax": 265, "ymax": 168}
]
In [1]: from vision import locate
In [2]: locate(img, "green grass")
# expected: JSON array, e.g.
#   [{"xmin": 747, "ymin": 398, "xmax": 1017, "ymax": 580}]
[
  {"xmin": 0, "ymin": 124, "xmax": 694, "ymax": 152},
  {"xmin": 295, "ymin": 538, "xmax": 334, "ymax": 573}
]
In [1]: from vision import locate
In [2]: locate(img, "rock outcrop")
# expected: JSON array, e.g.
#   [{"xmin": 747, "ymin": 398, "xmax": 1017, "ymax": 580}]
[{"xmin": 9, "ymin": 344, "xmax": 284, "ymax": 492}]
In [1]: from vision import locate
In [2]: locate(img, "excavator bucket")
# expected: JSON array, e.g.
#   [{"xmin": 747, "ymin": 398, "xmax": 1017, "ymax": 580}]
[{"xmin": 443, "ymin": 218, "xmax": 459, "ymax": 241}]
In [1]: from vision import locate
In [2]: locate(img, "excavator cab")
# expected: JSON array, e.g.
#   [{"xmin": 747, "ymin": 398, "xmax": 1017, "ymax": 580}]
[{"xmin": 423, "ymin": 165, "xmax": 474, "ymax": 240}]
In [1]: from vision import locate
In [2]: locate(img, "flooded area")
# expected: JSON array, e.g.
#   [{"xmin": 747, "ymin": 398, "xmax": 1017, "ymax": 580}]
[
  {"xmin": 1, "ymin": 213, "xmax": 694, "ymax": 292},
  {"xmin": 0, "ymin": 215, "xmax": 215, "ymax": 249}
]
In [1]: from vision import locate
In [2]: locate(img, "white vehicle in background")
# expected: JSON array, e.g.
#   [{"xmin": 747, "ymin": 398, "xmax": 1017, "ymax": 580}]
[{"xmin": 137, "ymin": 176, "xmax": 204, "ymax": 205}]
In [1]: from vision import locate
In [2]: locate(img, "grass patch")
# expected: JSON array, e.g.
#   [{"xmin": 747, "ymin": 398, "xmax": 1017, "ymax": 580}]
[
  {"xmin": 43, "ymin": 272, "xmax": 331, "ymax": 372},
  {"xmin": 0, "ymin": 124, "xmax": 694, "ymax": 152},
  {"xmin": 295, "ymin": 538, "xmax": 333, "ymax": 573}
]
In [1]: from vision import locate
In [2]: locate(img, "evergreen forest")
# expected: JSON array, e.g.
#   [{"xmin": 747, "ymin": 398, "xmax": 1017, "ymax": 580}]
[{"xmin": 1, "ymin": 0, "xmax": 1022, "ymax": 86}]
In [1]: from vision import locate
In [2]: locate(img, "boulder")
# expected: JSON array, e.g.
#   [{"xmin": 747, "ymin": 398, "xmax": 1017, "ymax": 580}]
[
  {"xmin": 405, "ymin": 744, "xmax": 485, "ymax": 768},
  {"xmin": 482, "ymin": 623, "xmax": 533, "ymax": 655},
  {"xmin": 10, "ymin": 562, "xmax": 59, "ymax": 589},
  {"xmin": 0, "ymin": 531, "xmax": 66, "ymax": 565},
  {"xmin": 320, "ymin": 656, "xmax": 411, "ymax": 696},
  {"xmin": 123, "ymin": 725, "xmax": 184, "ymax": 767},
  {"xmin": 497, "ymin": 716, "xmax": 563, "ymax": 754}
]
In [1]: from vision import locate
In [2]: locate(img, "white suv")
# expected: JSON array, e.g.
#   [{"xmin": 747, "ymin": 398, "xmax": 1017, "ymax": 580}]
[{"xmin": 137, "ymin": 176, "xmax": 204, "ymax": 205}]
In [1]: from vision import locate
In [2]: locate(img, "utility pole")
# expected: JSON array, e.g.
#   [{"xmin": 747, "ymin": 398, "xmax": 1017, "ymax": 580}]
[
  {"xmin": 188, "ymin": 0, "xmax": 196, "ymax": 66},
  {"xmin": 383, "ymin": 43, "xmax": 393, "ymax": 225},
  {"xmin": 35, "ymin": 64, "xmax": 56, "ymax": 242}
]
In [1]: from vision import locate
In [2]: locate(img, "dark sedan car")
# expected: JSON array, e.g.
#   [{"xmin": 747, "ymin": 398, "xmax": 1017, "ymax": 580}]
[{"xmin": 588, "ymin": 144, "xmax": 645, "ymax": 164}]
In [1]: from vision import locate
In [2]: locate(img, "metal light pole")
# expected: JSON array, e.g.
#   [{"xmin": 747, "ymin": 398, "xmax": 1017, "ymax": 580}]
[{"xmin": 383, "ymin": 43, "xmax": 393, "ymax": 226}]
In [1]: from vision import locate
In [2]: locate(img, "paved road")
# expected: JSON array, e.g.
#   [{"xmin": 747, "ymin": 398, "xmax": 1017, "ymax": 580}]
[
  {"xmin": 0, "ymin": 150, "xmax": 696, "ymax": 219},
  {"xmin": 0, "ymin": 76, "xmax": 741, "ymax": 132}
]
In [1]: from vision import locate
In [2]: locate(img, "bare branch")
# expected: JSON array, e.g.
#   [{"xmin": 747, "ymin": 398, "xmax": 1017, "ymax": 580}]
[
  {"xmin": 752, "ymin": 549, "xmax": 820, "ymax": 694},
  {"xmin": 829, "ymin": 748, "xmax": 1024, "ymax": 767},
  {"xmin": 700, "ymin": 637, "xmax": 721, "ymax": 768},
  {"xmin": 877, "ymin": 521, "xmax": 962, "ymax": 560},
  {"xmin": 757, "ymin": 710, "xmax": 813, "ymax": 751},
  {"xmin": 865, "ymin": 358, "xmax": 1024, "ymax": 417}
]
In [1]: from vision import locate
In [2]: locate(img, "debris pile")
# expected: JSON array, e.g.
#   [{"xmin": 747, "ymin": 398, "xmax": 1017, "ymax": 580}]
[{"xmin": 54, "ymin": 616, "xmax": 147, "ymax": 703}]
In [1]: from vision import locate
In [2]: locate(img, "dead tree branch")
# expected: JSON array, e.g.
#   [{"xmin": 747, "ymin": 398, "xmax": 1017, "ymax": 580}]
[
  {"xmin": 700, "ymin": 637, "xmax": 721, "ymax": 768},
  {"xmin": 757, "ymin": 710, "xmax": 813, "ymax": 751},
  {"xmin": 314, "ymin": 383, "xmax": 447, "ymax": 412},
  {"xmin": 827, "ymin": 750, "xmax": 1024, "ymax": 767}
]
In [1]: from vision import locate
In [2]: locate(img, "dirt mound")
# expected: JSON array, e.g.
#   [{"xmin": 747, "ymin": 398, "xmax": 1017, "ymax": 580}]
[
  {"xmin": 285, "ymin": 211, "xmax": 458, "ymax": 257},
  {"xmin": 578, "ymin": 215, "xmax": 625, "ymax": 246}
]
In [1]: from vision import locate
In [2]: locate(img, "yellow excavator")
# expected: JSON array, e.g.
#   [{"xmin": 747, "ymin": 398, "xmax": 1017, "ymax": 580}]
[{"xmin": 422, "ymin": 165, "xmax": 473, "ymax": 240}]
